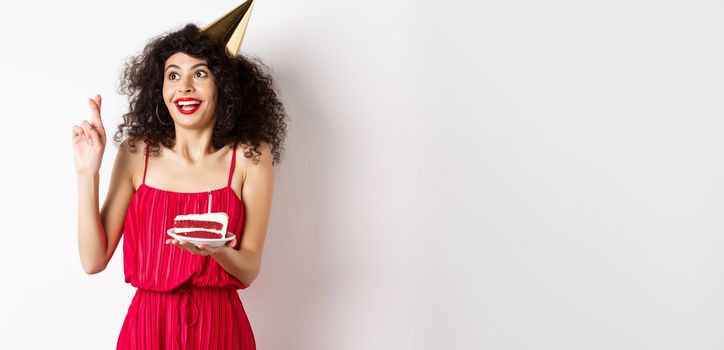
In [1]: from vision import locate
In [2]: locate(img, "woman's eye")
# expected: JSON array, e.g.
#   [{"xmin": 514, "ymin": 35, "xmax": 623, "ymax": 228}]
[
  {"xmin": 196, "ymin": 71, "xmax": 208, "ymax": 78},
  {"xmin": 168, "ymin": 73, "xmax": 179, "ymax": 80}
]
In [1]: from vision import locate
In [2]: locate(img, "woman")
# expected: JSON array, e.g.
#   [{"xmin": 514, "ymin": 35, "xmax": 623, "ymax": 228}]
[{"xmin": 72, "ymin": 23, "xmax": 287, "ymax": 349}]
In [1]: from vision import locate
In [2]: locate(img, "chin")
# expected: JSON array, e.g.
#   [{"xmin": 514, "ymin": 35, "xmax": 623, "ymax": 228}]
[{"xmin": 176, "ymin": 116, "xmax": 214, "ymax": 128}]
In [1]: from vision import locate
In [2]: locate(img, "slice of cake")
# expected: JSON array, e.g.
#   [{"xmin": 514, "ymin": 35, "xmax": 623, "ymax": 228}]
[{"xmin": 174, "ymin": 212, "xmax": 229, "ymax": 239}]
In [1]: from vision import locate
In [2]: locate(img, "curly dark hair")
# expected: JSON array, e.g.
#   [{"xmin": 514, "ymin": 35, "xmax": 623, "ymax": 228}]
[{"xmin": 113, "ymin": 23, "xmax": 287, "ymax": 165}]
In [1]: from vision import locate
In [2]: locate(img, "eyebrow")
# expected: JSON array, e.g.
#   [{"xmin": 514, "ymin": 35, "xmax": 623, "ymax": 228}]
[{"xmin": 164, "ymin": 63, "xmax": 209, "ymax": 72}]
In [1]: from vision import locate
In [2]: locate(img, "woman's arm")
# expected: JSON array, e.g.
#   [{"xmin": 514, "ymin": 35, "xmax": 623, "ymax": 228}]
[
  {"xmin": 213, "ymin": 142, "xmax": 274, "ymax": 285},
  {"xmin": 74, "ymin": 95, "xmax": 136, "ymax": 274},
  {"xmin": 168, "ymin": 142, "xmax": 275, "ymax": 286}
]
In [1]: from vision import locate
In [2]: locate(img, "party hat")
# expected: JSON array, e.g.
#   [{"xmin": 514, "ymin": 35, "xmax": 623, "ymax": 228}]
[{"xmin": 201, "ymin": 0, "xmax": 256, "ymax": 56}]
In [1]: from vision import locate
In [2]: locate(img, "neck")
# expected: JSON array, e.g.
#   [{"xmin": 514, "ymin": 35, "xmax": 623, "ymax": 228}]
[{"xmin": 172, "ymin": 128, "xmax": 217, "ymax": 162}]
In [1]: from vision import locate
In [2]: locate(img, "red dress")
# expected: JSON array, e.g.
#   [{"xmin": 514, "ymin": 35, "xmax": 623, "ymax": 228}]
[{"xmin": 117, "ymin": 143, "xmax": 255, "ymax": 349}]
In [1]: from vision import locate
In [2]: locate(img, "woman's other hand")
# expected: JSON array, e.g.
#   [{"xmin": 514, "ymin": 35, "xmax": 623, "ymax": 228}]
[
  {"xmin": 165, "ymin": 238, "xmax": 238, "ymax": 257},
  {"xmin": 72, "ymin": 95, "xmax": 107, "ymax": 175}
]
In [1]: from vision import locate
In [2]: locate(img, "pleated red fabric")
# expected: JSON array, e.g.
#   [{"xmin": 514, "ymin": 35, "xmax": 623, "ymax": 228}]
[{"xmin": 117, "ymin": 142, "xmax": 255, "ymax": 349}]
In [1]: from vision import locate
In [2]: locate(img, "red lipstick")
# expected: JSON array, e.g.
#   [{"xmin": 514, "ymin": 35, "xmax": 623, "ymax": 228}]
[{"xmin": 173, "ymin": 97, "xmax": 202, "ymax": 115}]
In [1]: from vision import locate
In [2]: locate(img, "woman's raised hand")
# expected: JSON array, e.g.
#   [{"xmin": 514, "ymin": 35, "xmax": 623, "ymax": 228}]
[{"xmin": 72, "ymin": 95, "xmax": 107, "ymax": 175}]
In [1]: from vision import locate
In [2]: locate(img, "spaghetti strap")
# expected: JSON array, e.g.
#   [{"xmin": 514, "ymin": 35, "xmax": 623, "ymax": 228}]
[
  {"xmin": 227, "ymin": 143, "xmax": 237, "ymax": 188},
  {"xmin": 142, "ymin": 142, "xmax": 150, "ymax": 185}
]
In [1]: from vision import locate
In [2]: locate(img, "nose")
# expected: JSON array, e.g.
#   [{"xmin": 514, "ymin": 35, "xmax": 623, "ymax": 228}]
[{"xmin": 177, "ymin": 76, "xmax": 195, "ymax": 93}]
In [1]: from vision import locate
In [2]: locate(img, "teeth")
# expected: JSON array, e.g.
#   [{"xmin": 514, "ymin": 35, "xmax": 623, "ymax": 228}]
[{"xmin": 177, "ymin": 100, "xmax": 201, "ymax": 106}]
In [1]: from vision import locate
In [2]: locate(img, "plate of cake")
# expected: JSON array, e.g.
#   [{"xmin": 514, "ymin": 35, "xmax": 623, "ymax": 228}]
[{"xmin": 167, "ymin": 211, "xmax": 236, "ymax": 247}]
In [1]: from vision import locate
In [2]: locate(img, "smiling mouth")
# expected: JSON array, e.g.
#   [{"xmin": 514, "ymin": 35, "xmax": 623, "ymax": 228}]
[{"xmin": 174, "ymin": 99, "xmax": 202, "ymax": 115}]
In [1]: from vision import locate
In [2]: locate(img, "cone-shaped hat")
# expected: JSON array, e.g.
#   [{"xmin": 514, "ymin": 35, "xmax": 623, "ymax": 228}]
[{"xmin": 201, "ymin": 0, "xmax": 256, "ymax": 56}]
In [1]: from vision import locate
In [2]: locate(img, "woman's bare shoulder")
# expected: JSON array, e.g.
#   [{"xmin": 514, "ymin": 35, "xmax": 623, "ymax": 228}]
[
  {"xmin": 231, "ymin": 141, "xmax": 272, "ymax": 194},
  {"xmin": 116, "ymin": 137, "xmax": 147, "ymax": 161},
  {"xmin": 235, "ymin": 140, "xmax": 272, "ymax": 164},
  {"xmin": 114, "ymin": 137, "xmax": 148, "ymax": 188}
]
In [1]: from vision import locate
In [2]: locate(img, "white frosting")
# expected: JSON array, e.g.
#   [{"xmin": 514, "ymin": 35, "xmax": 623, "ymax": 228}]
[
  {"xmin": 175, "ymin": 212, "xmax": 229, "ymax": 221},
  {"xmin": 174, "ymin": 227, "xmax": 226, "ymax": 234}
]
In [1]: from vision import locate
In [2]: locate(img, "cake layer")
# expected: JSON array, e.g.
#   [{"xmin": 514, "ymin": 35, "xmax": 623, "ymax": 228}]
[
  {"xmin": 175, "ymin": 220, "xmax": 225, "ymax": 231},
  {"xmin": 176, "ymin": 231, "xmax": 222, "ymax": 239},
  {"xmin": 175, "ymin": 227, "xmax": 225, "ymax": 234}
]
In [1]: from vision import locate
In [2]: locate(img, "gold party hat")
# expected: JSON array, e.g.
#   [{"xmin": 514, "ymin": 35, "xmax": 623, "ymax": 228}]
[{"xmin": 201, "ymin": 0, "xmax": 257, "ymax": 56}]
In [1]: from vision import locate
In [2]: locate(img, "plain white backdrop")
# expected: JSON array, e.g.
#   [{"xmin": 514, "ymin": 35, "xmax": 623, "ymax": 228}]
[{"xmin": 0, "ymin": 0, "xmax": 723, "ymax": 349}]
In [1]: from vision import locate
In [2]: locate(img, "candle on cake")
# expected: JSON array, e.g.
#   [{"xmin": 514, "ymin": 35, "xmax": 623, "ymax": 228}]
[{"xmin": 207, "ymin": 187, "xmax": 212, "ymax": 213}]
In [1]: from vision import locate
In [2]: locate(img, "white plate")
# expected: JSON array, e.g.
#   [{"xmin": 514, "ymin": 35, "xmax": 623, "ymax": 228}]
[{"xmin": 167, "ymin": 228, "xmax": 236, "ymax": 247}]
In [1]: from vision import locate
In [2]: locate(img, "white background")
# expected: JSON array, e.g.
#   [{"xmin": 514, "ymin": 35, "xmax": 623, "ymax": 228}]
[{"xmin": 0, "ymin": 0, "xmax": 723, "ymax": 349}]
